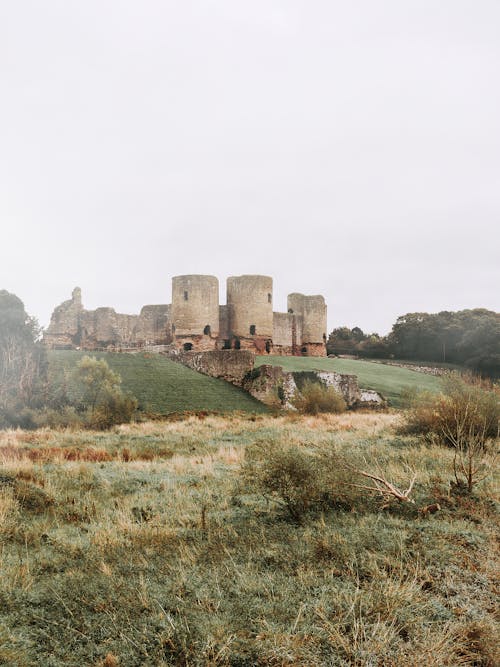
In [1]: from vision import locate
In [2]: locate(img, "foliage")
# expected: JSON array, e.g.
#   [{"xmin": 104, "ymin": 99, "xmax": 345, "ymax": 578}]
[
  {"xmin": 0, "ymin": 291, "xmax": 47, "ymax": 418},
  {"xmin": 73, "ymin": 356, "xmax": 138, "ymax": 429},
  {"xmin": 326, "ymin": 309, "xmax": 500, "ymax": 377},
  {"xmin": 388, "ymin": 309, "xmax": 500, "ymax": 376},
  {"xmin": 401, "ymin": 374, "xmax": 499, "ymax": 493},
  {"xmin": 75, "ymin": 356, "xmax": 122, "ymax": 411},
  {"xmin": 88, "ymin": 392, "xmax": 138, "ymax": 430},
  {"xmin": 241, "ymin": 440, "xmax": 365, "ymax": 521},
  {"xmin": 327, "ymin": 326, "xmax": 389, "ymax": 358},
  {"xmin": 0, "ymin": 413, "xmax": 498, "ymax": 665},
  {"xmin": 293, "ymin": 379, "xmax": 346, "ymax": 414},
  {"xmin": 401, "ymin": 374, "xmax": 499, "ymax": 444},
  {"xmin": 241, "ymin": 441, "xmax": 326, "ymax": 520}
]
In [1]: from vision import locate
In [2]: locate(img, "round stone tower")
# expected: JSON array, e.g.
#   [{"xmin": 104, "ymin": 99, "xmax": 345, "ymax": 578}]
[
  {"xmin": 288, "ymin": 293, "xmax": 327, "ymax": 356},
  {"xmin": 171, "ymin": 275, "xmax": 219, "ymax": 339},
  {"xmin": 227, "ymin": 275, "xmax": 273, "ymax": 339}
]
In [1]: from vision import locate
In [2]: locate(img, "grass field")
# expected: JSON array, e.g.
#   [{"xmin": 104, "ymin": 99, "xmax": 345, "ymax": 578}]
[
  {"xmin": 0, "ymin": 413, "xmax": 497, "ymax": 666},
  {"xmin": 256, "ymin": 356, "xmax": 443, "ymax": 406},
  {"xmin": 48, "ymin": 350, "xmax": 268, "ymax": 415}
]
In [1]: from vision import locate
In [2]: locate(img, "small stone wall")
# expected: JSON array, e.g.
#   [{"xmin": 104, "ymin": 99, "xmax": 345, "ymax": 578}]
[
  {"xmin": 312, "ymin": 371, "xmax": 361, "ymax": 406},
  {"xmin": 244, "ymin": 366, "xmax": 387, "ymax": 410},
  {"xmin": 242, "ymin": 365, "xmax": 298, "ymax": 409},
  {"xmin": 174, "ymin": 350, "xmax": 255, "ymax": 386},
  {"xmin": 369, "ymin": 360, "xmax": 449, "ymax": 376}
]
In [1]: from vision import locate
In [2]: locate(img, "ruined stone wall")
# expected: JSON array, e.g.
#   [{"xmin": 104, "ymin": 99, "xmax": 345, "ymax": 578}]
[
  {"xmin": 174, "ymin": 350, "xmax": 254, "ymax": 385},
  {"xmin": 79, "ymin": 308, "xmax": 139, "ymax": 348},
  {"xmin": 244, "ymin": 366, "xmax": 386, "ymax": 409},
  {"xmin": 272, "ymin": 312, "xmax": 293, "ymax": 348},
  {"xmin": 134, "ymin": 305, "xmax": 171, "ymax": 344},
  {"xmin": 44, "ymin": 289, "xmax": 171, "ymax": 349},
  {"xmin": 242, "ymin": 364, "xmax": 297, "ymax": 408},
  {"xmin": 44, "ymin": 287, "xmax": 83, "ymax": 347},
  {"xmin": 218, "ymin": 305, "xmax": 230, "ymax": 341},
  {"xmin": 45, "ymin": 277, "xmax": 328, "ymax": 357},
  {"xmin": 171, "ymin": 275, "xmax": 219, "ymax": 338},
  {"xmin": 227, "ymin": 275, "xmax": 273, "ymax": 339},
  {"xmin": 313, "ymin": 371, "xmax": 360, "ymax": 406}
]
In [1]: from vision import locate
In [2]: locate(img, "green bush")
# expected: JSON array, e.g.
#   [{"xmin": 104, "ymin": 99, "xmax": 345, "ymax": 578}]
[
  {"xmin": 87, "ymin": 391, "xmax": 138, "ymax": 430},
  {"xmin": 74, "ymin": 356, "xmax": 138, "ymax": 429},
  {"xmin": 240, "ymin": 441, "xmax": 361, "ymax": 521},
  {"xmin": 293, "ymin": 380, "xmax": 347, "ymax": 415},
  {"xmin": 241, "ymin": 441, "xmax": 324, "ymax": 521}
]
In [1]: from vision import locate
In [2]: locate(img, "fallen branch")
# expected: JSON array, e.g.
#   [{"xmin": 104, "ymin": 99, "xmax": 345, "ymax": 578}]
[{"xmin": 345, "ymin": 463, "xmax": 417, "ymax": 505}]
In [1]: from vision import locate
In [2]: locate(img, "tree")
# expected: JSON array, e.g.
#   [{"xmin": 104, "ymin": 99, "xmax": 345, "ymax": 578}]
[
  {"xmin": 0, "ymin": 290, "xmax": 46, "ymax": 413},
  {"xmin": 387, "ymin": 309, "xmax": 499, "ymax": 375},
  {"xmin": 326, "ymin": 327, "xmax": 367, "ymax": 356},
  {"xmin": 75, "ymin": 356, "xmax": 122, "ymax": 412},
  {"xmin": 74, "ymin": 356, "xmax": 137, "ymax": 428}
]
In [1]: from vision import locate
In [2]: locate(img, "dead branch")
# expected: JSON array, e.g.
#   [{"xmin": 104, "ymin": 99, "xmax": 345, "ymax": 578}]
[{"xmin": 345, "ymin": 463, "xmax": 417, "ymax": 504}]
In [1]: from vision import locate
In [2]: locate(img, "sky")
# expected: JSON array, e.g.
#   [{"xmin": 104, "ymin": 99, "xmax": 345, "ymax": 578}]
[{"xmin": 1, "ymin": 0, "xmax": 499, "ymax": 334}]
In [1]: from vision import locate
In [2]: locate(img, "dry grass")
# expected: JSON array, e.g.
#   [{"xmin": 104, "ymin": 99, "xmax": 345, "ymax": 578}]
[{"xmin": 0, "ymin": 412, "xmax": 497, "ymax": 666}]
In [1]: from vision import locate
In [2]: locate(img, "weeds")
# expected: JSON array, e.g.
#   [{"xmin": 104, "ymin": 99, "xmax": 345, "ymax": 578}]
[
  {"xmin": 0, "ymin": 412, "xmax": 497, "ymax": 666},
  {"xmin": 293, "ymin": 379, "xmax": 347, "ymax": 415}
]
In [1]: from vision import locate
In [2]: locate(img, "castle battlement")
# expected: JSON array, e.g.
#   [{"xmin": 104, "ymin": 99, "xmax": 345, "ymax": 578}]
[{"xmin": 44, "ymin": 275, "xmax": 327, "ymax": 357}]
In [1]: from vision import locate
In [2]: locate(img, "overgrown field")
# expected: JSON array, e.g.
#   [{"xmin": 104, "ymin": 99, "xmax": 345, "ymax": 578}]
[
  {"xmin": 48, "ymin": 351, "xmax": 268, "ymax": 415},
  {"xmin": 256, "ymin": 356, "xmax": 443, "ymax": 407},
  {"xmin": 0, "ymin": 414, "xmax": 498, "ymax": 666}
]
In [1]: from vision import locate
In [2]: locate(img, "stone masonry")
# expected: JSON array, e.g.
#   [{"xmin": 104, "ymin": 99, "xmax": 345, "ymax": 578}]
[{"xmin": 44, "ymin": 275, "xmax": 328, "ymax": 357}]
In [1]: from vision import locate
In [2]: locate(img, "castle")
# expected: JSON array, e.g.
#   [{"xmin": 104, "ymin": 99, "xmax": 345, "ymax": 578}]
[{"xmin": 44, "ymin": 275, "xmax": 327, "ymax": 356}]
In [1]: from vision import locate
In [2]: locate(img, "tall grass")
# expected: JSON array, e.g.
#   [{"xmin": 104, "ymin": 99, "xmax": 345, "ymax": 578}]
[{"xmin": 0, "ymin": 413, "xmax": 497, "ymax": 665}]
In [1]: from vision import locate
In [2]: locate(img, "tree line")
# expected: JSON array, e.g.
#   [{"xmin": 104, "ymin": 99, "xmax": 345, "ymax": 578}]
[{"xmin": 327, "ymin": 308, "xmax": 500, "ymax": 377}]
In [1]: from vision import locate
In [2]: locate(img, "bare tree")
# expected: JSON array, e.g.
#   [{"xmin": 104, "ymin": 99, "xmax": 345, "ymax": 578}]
[{"xmin": 439, "ymin": 397, "xmax": 499, "ymax": 493}]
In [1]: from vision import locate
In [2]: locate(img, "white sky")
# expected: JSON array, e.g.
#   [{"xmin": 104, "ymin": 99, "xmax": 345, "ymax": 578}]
[{"xmin": 1, "ymin": 0, "xmax": 499, "ymax": 334}]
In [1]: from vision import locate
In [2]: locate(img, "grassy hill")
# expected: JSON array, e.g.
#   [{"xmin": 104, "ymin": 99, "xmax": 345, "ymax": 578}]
[
  {"xmin": 256, "ymin": 355, "xmax": 443, "ymax": 406},
  {"xmin": 48, "ymin": 350, "xmax": 268, "ymax": 414}
]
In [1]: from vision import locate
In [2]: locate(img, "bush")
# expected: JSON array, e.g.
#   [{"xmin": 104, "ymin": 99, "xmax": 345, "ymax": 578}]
[
  {"xmin": 74, "ymin": 357, "xmax": 138, "ymax": 429},
  {"xmin": 400, "ymin": 373, "xmax": 499, "ymax": 446},
  {"xmin": 240, "ymin": 441, "xmax": 360, "ymax": 520},
  {"xmin": 241, "ymin": 441, "xmax": 325, "ymax": 521},
  {"xmin": 293, "ymin": 380, "xmax": 346, "ymax": 415},
  {"xmin": 401, "ymin": 373, "xmax": 499, "ymax": 493},
  {"xmin": 86, "ymin": 391, "xmax": 138, "ymax": 430}
]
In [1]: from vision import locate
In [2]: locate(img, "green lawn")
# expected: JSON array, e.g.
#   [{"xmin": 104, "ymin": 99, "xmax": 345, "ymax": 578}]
[
  {"xmin": 49, "ymin": 350, "xmax": 268, "ymax": 414},
  {"xmin": 256, "ymin": 355, "xmax": 443, "ymax": 406}
]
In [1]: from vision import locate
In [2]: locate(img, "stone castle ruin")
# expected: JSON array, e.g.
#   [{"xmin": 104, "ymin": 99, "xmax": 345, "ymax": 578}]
[{"xmin": 44, "ymin": 275, "xmax": 327, "ymax": 357}]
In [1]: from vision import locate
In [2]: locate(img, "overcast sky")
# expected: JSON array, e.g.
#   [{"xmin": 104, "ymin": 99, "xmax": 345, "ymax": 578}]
[{"xmin": 1, "ymin": 0, "xmax": 499, "ymax": 334}]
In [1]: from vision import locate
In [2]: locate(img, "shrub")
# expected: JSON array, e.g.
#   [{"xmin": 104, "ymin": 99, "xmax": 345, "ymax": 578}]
[
  {"xmin": 293, "ymin": 380, "xmax": 347, "ymax": 415},
  {"xmin": 401, "ymin": 373, "xmax": 499, "ymax": 446},
  {"xmin": 240, "ymin": 441, "xmax": 360, "ymax": 520},
  {"xmin": 401, "ymin": 373, "xmax": 499, "ymax": 493},
  {"xmin": 74, "ymin": 357, "xmax": 138, "ymax": 429},
  {"xmin": 87, "ymin": 392, "xmax": 138, "ymax": 430},
  {"xmin": 241, "ymin": 441, "xmax": 325, "ymax": 521}
]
